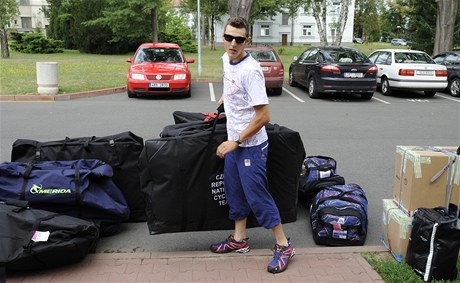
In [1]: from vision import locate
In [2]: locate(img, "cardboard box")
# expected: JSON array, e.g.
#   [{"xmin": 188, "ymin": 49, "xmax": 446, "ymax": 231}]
[
  {"xmin": 393, "ymin": 146, "xmax": 460, "ymax": 216},
  {"xmin": 381, "ymin": 199, "xmax": 413, "ymax": 262}
]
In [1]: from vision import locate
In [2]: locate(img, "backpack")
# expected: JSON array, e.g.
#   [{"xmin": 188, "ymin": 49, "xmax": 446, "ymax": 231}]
[
  {"xmin": 299, "ymin": 156, "xmax": 345, "ymax": 197},
  {"xmin": 310, "ymin": 184, "xmax": 368, "ymax": 246}
]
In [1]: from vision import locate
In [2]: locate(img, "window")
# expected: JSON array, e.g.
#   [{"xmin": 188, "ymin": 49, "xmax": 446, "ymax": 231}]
[
  {"xmin": 446, "ymin": 54, "xmax": 460, "ymax": 65},
  {"xmin": 281, "ymin": 13, "xmax": 289, "ymax": 25},
  {"xmin": 302, "ymin": 25, "xmax": 312, "ymax": 36},
  {"xmin": 260, "ymin": 25, "xmax": 270, "ymax": 36},
  {"xmin": 376, "ymin": 52, "xmax": 391, "ymax": 65},
  {"xmin": 305, "ymin": 49, "xmax": 318, "ymax": 62},
  {"xmin": 21, "ymin": 17, "xmax": 32, "ymax": 29}
]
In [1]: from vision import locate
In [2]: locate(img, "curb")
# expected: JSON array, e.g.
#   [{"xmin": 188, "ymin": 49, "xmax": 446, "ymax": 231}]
[
  {"xmin": 0, "ymin": 78, "xmax": 223, "ymax": 102},
  {"xmin": 89, "ymin": 245, "xmax": 388, "ymax": 260}
]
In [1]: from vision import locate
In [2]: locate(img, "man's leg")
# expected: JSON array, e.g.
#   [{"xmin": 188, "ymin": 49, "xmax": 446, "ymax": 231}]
[
  {"xmin": 234, "ymin": 218, "xmax": 248, "ymax": 242},
  {"xmin": 272, "ymin": 223, "xmax": 288, "ymax": 247}
]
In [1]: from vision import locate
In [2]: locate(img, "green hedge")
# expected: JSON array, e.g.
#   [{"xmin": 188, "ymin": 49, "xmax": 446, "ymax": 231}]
[{"xmin": 10, "ymin": 32, "xmax": 64, "ymax": 54}]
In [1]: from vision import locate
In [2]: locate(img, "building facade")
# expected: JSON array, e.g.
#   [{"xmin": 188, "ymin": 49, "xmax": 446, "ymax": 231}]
[
  {"xmin": 214, "ymin": 2, "xmax": 355, "ymax": 46},
  {"xmin": 9, "ymin": 0, "xmax": 49, "ymax": 34}
]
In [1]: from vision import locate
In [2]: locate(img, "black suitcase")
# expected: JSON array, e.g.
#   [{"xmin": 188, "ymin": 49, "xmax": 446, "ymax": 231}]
[
  {"xmin": 140, "ymin": 110, "xmax": 304, "ymax": 234},
  {"xmin": 0, "ymin": 199, "xmax": 99, "ymax": 273},
  {"xmin": 10, "ymin": 131, "xmax": 145, "ymax": 222}
]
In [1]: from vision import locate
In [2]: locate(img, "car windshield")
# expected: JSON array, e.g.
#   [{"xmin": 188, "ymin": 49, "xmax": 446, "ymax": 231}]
[
  {"xmin": 325, "ymin": 49, "xmax": 369, "ymax": 63},
  {"xmin": 394, "ymin": 52, "xmax": 434, "ymax": 64},
  {"xmin": 248, "ymin": 50, "xmax": 277, "ymax": 62},
  {"xmin": 134, "ymin": 48, "xmax": 184, "ymax": 63}
]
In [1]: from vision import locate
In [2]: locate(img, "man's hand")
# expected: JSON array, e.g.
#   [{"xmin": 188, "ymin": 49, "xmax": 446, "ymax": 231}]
[{"xmin": 216, "ymin": 140, "xmax": 239, "ymax": 158}]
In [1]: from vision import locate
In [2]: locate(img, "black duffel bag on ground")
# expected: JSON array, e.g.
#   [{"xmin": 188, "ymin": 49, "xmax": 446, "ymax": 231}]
[
  {"xmin": 140, "ymin": 109, "xmax": 305, "ymax": 234},
  {"xmin": 0, "ymin": 199, "xmax": 99, "ymax": 274},
  {"xmin": 10, "ymin": 131, "xmax": 145, "ymax": 222}
]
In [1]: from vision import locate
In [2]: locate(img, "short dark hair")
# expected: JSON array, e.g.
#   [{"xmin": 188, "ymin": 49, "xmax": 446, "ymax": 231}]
[{"xmin": 224, "ymin": 17, "xmax": 249, "ymax": 37}]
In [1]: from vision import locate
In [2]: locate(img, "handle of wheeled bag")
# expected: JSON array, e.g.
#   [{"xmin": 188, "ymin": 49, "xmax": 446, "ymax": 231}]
[
  {"xmin": 456, "ymin": 146, "xmax": 460, "ymax": 218},
  {"xmin": 209, "ymin": 103, "xmax": 225, "ymax": 135}
]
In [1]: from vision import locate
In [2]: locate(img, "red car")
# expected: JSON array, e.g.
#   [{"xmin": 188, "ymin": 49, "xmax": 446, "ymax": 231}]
[
  {"xmin": 126, "ymin": 43, "xmax": 195, "ymax": 98},
  {"xmin": 245, "ymin": 46, "xmax": 285, "ymax": 95}
]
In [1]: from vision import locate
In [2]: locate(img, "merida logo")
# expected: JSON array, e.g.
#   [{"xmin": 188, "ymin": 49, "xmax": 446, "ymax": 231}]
[{"xmin": 29, "ymin": 184, "xmax": 71, "ymax": 194}]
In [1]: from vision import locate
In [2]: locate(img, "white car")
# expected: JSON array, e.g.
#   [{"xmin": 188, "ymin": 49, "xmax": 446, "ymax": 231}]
[{"xmin": 368, "ymin": 49, "xmax": 448, "ymax": 96}]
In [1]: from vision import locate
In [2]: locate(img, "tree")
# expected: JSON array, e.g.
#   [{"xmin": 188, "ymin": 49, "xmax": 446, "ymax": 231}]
[
  {"xmin": 228, "ymin": 0, "xmax": 255, "ymax": 19},
  {"xmin": 308, "ymin": 0, "xmax": 353, "ymax": 46},
  {"xmin": 433, "ymin": 0, "xmax": 459, "ymax": 54},
  {"xmin": 407, "ymin": 0, "xmax": 436, "ymax": 53},
  {"xmin": 283, "ymin": 0, "xmax": 304, "ymax": 46},
  {"xmin": 354, "ymin": 0, "xmax": 380, "ymax": 42},
  {"xmin": 0, "ymin": 0, "xmax": 19, "ymax": 59}
]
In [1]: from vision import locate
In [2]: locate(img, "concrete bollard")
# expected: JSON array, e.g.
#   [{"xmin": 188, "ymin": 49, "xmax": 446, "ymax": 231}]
[{"xmin": 36, "ymin": 62, "xmax": 59, "ymax": 95}]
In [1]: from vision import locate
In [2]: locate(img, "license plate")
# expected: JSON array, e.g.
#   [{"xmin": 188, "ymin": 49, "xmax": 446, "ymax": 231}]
[
  {"xmin": 416, "ymin": 70, "xmax": 434, "ymax": 76},
  {"xmin": 344, "ymin": 72, "xmax": 363, "ymax": 78},
  {"xmin": 149, "ymin": 83, "xmax": 169, "ymax": 88},
  {"xmin": 261, "ymin": 66, "xmax": 269, "ymax": 72}
]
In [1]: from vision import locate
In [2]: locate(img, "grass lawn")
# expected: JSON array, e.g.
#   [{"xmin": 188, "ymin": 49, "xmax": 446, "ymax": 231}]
[{"xmin": 0, "ymin": 42, "xmax": 401, "ymax": 95}]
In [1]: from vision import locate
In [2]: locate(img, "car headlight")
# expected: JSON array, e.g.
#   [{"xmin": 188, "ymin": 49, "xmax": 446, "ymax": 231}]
[
  {"xmin": 131, "ymin": 73, "xmax": 145, "ymax": 80},
  {"xmin": 174, "ymin": 74, "xmax": 186, "ymax": 80}
]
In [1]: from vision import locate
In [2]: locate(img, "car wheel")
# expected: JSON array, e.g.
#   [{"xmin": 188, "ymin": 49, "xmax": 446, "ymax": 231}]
[
  {"xmin": 127, "ymin": 90, "xmax": 136, "ymax": 98},
  {"xmin": 289, "ymin": 70, "xmax": 297, "ymax": 87},
  {"xmin": 361, "ymin": 93, "xmax": 373, "ymax": 100},
  {"xmin": 381, "ymin": 77, "xmax": 392, "ymax": 96},
  {"xmin": 308, "ymin": 77, "xmax": 320, "ymax": 98},
  {"xmin": 424, "ymin": 91, "xmax": 436, "ymax": 97},
  {"xmin": 272, "ymin": 88, "xmax": 282, "ymax": 95},
  {"xmin": 449, "ymin": 77, "xmax": 460, "ymax": 97}
]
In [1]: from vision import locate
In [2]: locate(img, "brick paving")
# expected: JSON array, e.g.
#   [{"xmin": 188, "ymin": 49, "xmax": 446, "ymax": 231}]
[{"xmin": 6, "ymin": 246, "xmax": 387, "ymax": 283}]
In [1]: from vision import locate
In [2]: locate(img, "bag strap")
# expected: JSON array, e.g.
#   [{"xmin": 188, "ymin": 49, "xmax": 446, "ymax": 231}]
[
  {"xmin": 23, "ymin": 214, "xmax": 58, "ymax": 251},
  {"xmin": 20, "ymin": 161, "xmax": 36, "ymax": 200}
]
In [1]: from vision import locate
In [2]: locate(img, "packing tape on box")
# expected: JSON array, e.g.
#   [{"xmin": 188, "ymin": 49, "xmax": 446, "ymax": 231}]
[
  {"xmin": 396, "ymin": 146, "xmax": 431, "ymax": 178},
  {"xmin": 396, "ymin": 146, "xmax": 460, "ymax": 183},
  {"xmin": 383, "ymin": 199, "xmax": 413, "ymax": 239}
]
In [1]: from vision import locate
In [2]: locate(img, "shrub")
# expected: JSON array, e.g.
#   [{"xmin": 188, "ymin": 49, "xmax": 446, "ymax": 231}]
[{"xmin": 10, "ymin": 32, "xmax": 64, "ymax": 54}]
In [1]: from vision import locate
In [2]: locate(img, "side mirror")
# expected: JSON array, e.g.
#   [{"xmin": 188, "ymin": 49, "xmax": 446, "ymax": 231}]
[
  {"xmin": 126, "ymin": 58, "xmax": 132, "ymax": 63},
  {"xmin": 187, "ymin": 58, "xmax": 195, "ymax": 63},
  {"xmin": 293, "ymin": 56, "xmax": 298, "ymax": 61}
]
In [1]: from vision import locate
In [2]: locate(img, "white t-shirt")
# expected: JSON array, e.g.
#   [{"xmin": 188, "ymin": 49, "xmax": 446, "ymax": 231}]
[{"xmin": 222, "ymin": 52, "xmax": 269, "ymax": 147}]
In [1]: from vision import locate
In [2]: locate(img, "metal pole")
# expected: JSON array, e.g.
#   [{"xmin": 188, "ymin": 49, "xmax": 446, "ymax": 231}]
[{"xmin": 197, "ymin": 0, "xmax": 202, "ymax": 76}]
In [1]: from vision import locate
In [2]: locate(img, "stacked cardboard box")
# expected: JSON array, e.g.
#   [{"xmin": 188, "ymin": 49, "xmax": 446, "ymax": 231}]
[{"xmin": 382, "ymin": 145, "xmax": 460, "ymax": 262}]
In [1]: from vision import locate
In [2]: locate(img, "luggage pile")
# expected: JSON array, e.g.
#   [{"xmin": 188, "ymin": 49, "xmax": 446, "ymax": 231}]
[
  {"xmin": 0, "ymin": 107, "xmax": 306, "ymax": 274},
  {"xmin": 381, "ymin": 145, "xmax": 460, "ymax": 282}
]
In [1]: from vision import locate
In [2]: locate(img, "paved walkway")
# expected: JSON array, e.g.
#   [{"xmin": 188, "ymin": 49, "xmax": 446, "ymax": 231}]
[{"xmin": 6, "ymin": 246, "xmax": 387, "ymax": 283}]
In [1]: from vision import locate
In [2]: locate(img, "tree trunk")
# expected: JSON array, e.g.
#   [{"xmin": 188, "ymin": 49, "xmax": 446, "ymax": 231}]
[
  {"xmin": 433, "ymin": 0, "xmax": 458, "ymax": 55},
  {"xmin": 228, "ymin": 0, "xmax": 254, "ymax": 19},
  {"xmin": 290, "ymin": 15, "xmax": 295, "ymax": 46},
  {"xmin": 333, "ymin": 0, "xmax": 351, "ymax": 46},
  {"xmin": 211, "ymin": 15, "xmax": 216, "ymax": 50},
  {"xmin": 151, "ymin": 8, "xmax": 158, "ymax": 43},
  {"xmin": 311, "ymin": 0, "xmax": 328, "ymax": 45},
  {"xmin": 1, "ymin": 27, "xmax": 10, "ymax": 59}
]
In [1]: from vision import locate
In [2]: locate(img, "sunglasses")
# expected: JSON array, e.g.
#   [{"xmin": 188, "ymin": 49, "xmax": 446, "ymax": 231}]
[{"xmin": 223, "ymin": 34, "xmax": 247, "ymax": 44}]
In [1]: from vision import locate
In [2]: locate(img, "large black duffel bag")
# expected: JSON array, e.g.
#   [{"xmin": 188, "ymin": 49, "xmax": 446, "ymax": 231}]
[
  {"xmin": 0, "ymin": 199, "xmax": 99, "ymax": 273},
  {"xmin": 10, "ymin": 132, "xmax": 145, "ymax": 222},
  {"xmin": 140, "ymin": 113, "xmax": 305, "ymax": 234}
]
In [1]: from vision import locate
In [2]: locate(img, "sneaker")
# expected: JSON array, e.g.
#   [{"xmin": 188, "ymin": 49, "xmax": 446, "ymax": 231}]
[
  {"xmin": 267, "ymin": 239, "xmax": 295, "ymax": 274},
  {"xmin": 210, "ymin": 235, "xmax": 250, "ymax": 253}
]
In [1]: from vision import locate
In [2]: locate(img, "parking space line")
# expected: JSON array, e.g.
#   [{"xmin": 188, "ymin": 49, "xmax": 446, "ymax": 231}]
[
  {"xmin": 209, "ymin": 83, "xmax": 216, "ymax": 102},
  {"xmin": 436, "ymin": 94, "xmax": 460, "ymax": 103},
  {"xmin": 372, "ymin": 96, "xmax": 391, "ymax": 104},
  {"xmin": 282, "ymin": 87, "xmax": 305, "ymax": 103}
]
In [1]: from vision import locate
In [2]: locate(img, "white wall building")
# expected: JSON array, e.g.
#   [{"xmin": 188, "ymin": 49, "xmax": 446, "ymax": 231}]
[
  {"xmin": 9, "ymin": 0, "xmax": 49, "ymax": 34},
  {"xmin": 214, "ymin": 2, "xmax": 355, "ymax": 46}
]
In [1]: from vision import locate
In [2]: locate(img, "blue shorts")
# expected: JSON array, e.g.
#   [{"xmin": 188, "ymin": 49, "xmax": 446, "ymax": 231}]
[{"xmin": 224, "ymin": 141, "xmax": 281, "ymax": 229}]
